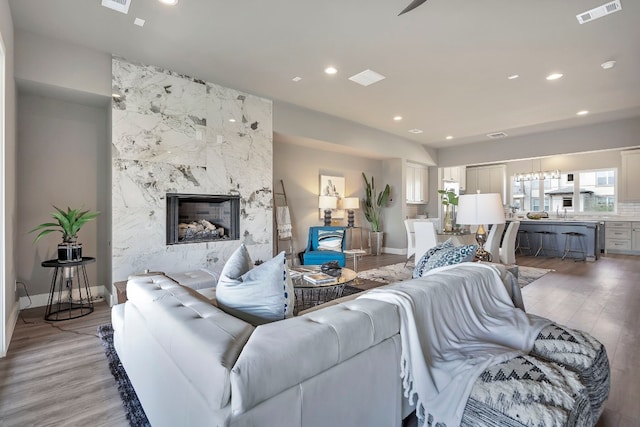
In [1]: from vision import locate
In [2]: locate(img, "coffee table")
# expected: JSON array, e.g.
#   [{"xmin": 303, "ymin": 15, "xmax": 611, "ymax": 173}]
[{"xmin": 290, "ymin": 266, "xmax": 357, "ymax": 314}]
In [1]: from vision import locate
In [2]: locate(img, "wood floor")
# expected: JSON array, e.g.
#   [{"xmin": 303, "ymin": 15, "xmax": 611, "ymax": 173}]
[{"xmin": 1, "ymin": 253, "xmax": 638, "ymax": 426}]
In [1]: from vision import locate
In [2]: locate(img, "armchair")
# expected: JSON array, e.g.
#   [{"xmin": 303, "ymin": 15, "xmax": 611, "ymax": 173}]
[{"xmin": 302, "ymin": 226, "xmax": 347, "ymax": 267}]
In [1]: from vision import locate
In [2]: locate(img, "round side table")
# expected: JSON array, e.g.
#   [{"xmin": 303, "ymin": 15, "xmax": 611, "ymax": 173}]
[{"xmin": 41, "ymin": 257, "xmax": 96, "ymax": 321}]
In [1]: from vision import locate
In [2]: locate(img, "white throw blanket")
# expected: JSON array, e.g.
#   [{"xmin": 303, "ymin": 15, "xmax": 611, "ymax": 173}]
[
  {"xmin": 276, "ymin": 206, "xmax": 292, "ymax": 239},
  {"xmin": 358, "ymin": 262, "xmax": 550, "ymax": 426}
]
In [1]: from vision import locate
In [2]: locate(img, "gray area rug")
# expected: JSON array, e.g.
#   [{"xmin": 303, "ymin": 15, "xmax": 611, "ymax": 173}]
[
  {"xmin": 358, "ymin": 262, "xmax": 553, "ymax": 288},
  {"xmin": 97, "ymin": 325, "xmax": 151, "ymax": 427}
]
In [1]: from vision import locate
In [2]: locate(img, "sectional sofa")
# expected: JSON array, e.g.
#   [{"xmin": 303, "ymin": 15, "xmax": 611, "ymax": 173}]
[{"xmin": 111, "ymin": 263, "xmax": 609, "ymax": 427}]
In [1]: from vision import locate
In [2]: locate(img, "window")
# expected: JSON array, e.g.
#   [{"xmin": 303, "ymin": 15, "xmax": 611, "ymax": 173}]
[{"xmin": 511, "ymin": 168, "xmax": 617, "ymax": 214}]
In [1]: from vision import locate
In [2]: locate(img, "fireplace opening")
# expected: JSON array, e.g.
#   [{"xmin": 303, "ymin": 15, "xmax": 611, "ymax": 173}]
[{"xmin": 166, "ymin": 193, "xmax": 240, "ymax": 245}]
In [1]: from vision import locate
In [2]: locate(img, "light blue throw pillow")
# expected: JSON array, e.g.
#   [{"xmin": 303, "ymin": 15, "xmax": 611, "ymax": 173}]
[
  {"xmin": 413, "ymin": 238, "xmax": 454, "ymax": 278},
  {"xmin": 216, "ymin": 244, "xmax": 294, "ymax": 325},
  {"xmin": 418, "ymin": 244, "xmax": 478, "ymax": 275}
]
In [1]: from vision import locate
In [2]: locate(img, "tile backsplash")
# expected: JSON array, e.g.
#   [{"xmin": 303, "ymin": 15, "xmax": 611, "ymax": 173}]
[{"xmin": 617, "ymin": 203, "xmax": 640, "ymax": 217}]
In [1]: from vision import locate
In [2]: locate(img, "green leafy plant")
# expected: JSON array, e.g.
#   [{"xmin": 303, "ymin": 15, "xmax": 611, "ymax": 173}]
[
  {"xmin": 438, "ymin": 189, "xmax": 459, "ymax": 206},
  {"xmin": 362, "ymin": 173, "xmax": 391, "ymax": 232},
  {"xmin": 30, "ymin": 206, "xmax": 100, "ymax": 244}
]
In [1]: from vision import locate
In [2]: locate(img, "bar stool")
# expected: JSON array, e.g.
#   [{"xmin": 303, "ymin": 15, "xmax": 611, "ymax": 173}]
[
  {"xmin": 534, "ymin": 230, "xmax": 558, "ymax": 257},
  {"xmin": 561, "ymin": 231, "xmax": 587, "ymax": 261},
  {"xmin": 515, "ymin": 229, "xmax": 531, "ymax": 255}
]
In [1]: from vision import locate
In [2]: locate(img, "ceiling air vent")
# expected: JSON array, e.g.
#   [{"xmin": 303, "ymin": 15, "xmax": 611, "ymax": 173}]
[
  {"xmin": 576, "ymin": 0, "xmax": 621, "ymax": 24},
  {"xmin": 487, "ymin": 131, "xmax": 508, "ymax": 139},
  {"xmin": 102, "ymin": 0, "xmax": 131, "ymax": 14},
  {"xmin": 348, "ymin": 69, "xmax": 386, "ymax": 87}
]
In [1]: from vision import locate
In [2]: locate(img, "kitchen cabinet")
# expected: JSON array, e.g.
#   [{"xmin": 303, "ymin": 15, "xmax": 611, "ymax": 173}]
[
  {"xmin": 633, "ymin": 222, "xmax": 640, "ymax": 252},
  {"xmin": 406, "ymin": 162, "xmax": 428, "ymax": 204},
  {"xmin": 619, "ymin": 150, "xmax": 640, "ymax": 202},
  {"xmin": 605, "ymin": 221, "xmax": 633, "ymax": 254},
  {"xmin": 465, "ymin": 164, "xmax": 506, "ymax": 202},
  {"xmin": 442, "ymin": 166, "xmax": 466, "ymax": 190}
]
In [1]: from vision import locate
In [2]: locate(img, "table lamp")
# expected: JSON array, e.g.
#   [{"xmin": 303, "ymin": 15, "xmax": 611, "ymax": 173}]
[
  {"xmin": 319, "ymin": 196, "xmax": 337, "ymax": 226},
  {"xmin": 456, "ymin": 193, "xmax": 505, "ymax": 262},
  {"xmin": 343, "ymin": 197, "xmax": 359, "ymax": 227}
]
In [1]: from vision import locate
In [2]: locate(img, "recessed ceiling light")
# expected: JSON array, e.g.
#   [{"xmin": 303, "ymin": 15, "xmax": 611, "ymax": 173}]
[
  {"xmin": 158, "ymin": 0, "xmax": 178, "ymax": 5},
  {"xmin": 112, "ymin": 93, "xmax": 121, "ymax": 99},
  {"xmin": 408, "ymin": 129, "xmax": 423, "ymax": 134},
  {"xmin": 393, "ymin": 116, "xmax": 403, "ymax": 121},
  {"xmin": 507, "ymin": 74, "xmax": 519, "ymax": 80},
  {"xmin": 324, "ymin": 66, "xmax": 338, "ymax": 75},
  {"xmin": 292, "ymin": 76, "xmax": 302, "ymax": 82},
  {"xmin": 577, "ymin": 110, "xmax": 589, "ymax": 116},
  {"xmin": 546, "ymin": 73, "xmax": 564, "ymax": 81},
  {"xmin": 229, "ymin": 118, "xmax": 236, "ymax": 123},
  {"xmin": 601, "ymin": 60, "xmax": 616, "ymax": 70},
  {"xmin": 445, "ymin": 136, "xmax": 453, "ymax": 140},
  {"xmin": 134, "ymin": 18, "xmax": 145, "ymax": 27}
]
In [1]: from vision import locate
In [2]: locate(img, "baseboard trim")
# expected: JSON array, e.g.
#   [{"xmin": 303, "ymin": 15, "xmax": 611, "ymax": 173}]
[
  {"xmin": 2, "ymin": 302, "xmax": 19, "ymax": 357},
  {"xmin": 381, "ymin": 247, "xmax": 405, "ymax": 255},
  {"xmin": 20, "ymin": 285, "xmax": 108, "ymax": 310}
]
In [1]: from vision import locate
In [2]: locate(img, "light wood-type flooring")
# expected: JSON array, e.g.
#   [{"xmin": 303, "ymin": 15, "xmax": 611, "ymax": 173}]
[{"xmin": 1, "ymin": 253, "xmax": 638, "ymax": 426}]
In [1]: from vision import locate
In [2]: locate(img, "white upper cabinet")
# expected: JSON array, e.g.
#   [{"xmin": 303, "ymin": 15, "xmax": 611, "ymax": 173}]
[
  {"xmin": 465, "ymin": 164, "xmax": 506, "ymax": 202},
  {"xmin": 406, "ymin": 162, "xmax": 428, "ymax": 204},
  {"xmin": 442, "ymin": 166, "xmax": 466, "ymax": 190},
  {"xmin": 620, "ymin": 150, "xmax": 640, "ymax": 202}
]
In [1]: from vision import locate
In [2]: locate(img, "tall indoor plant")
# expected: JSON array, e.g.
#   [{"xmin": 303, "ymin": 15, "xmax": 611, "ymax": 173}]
[
  {"xmin": 362, "ymin": 173, "xmax": 390, "ymax": 255},
  {"xmin": 30, "ymin": 206, "xmax": 100, "ymax": 262}
]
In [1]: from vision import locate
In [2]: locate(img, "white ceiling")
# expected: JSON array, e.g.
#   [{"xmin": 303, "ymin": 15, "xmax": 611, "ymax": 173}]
[{"xmin": 8, "ymin": 0, "xmax": 640, "ymax": 149}]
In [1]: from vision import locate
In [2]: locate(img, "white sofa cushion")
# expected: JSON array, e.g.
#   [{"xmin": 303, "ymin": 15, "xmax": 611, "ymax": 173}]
[
  {"xmin": 216, "ymin": 244, "xmax": 294, "ymax": 325},
  {"xmin": 124, "ymin": 274, "xmax": 254, "ymax": 411},
  {"xmin": 230, "ymin": 298, "xmax": 400, "ymax": 413}
]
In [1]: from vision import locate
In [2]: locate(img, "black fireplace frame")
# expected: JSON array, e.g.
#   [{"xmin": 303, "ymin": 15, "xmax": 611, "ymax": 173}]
[{"xmin": 166, "ymin": 193, "xmax": 240, "ymax": 245}]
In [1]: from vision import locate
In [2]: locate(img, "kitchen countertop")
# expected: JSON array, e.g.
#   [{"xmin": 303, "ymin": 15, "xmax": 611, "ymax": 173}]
[{"xmin": 510, "ymin": 216, "xmax": 640, "ymax": 223}]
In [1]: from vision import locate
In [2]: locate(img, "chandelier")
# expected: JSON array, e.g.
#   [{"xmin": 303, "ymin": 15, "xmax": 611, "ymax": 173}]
[{"xmin": 516, "ymin": 169, "xmax": 561, "ymax": 182}]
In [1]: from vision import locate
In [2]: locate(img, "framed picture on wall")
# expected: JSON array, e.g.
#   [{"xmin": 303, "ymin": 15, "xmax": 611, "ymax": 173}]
[{"xmin": 319, "ymin": 175, "xmax": 345, "ymax": 219}]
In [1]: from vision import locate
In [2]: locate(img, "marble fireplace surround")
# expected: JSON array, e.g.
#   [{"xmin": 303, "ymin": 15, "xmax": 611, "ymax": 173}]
[{"xmin": 111, "ymin": 57, "xmax": 273, "ymax": 282}]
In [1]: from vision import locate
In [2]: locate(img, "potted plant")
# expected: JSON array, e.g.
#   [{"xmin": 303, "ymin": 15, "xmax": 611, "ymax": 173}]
[
  {"xmin": 438, "ymin": 189, "xmax": 458, "ymax": 232},
  {"xmin": 362, "ymin": 173, "xmax": 390, "ymax": 255},
  {"xmin": 30, "ymin": 206, "xmax": 100, "ymax": 262}
]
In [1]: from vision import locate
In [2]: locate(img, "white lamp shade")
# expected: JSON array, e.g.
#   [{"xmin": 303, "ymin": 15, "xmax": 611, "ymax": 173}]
[
  {"xmin": 318, "ymin": 195, "xmax": 337, "ymax": 210},
  {"xmin": 457, "ymin": 193, "xmax": 505, "ymax": 225},
  {"xmin": 343, "ymin": 197, "xmax": 360, "ymax": 210}
]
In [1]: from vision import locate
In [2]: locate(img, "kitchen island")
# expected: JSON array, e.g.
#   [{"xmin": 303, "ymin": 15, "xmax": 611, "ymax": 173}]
[{"xmin": 509, "ymin": 218, "xmax": 601, "ymax": 261}]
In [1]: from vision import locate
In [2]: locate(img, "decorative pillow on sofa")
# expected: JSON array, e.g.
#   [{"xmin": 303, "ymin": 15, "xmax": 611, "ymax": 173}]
[
  {"xmin": 413, "ymin": 238, "xmax": 455, "ymax": 278},
  {"xmin": 317, "ymin": 229, "xmax": 344, "ymax": 251},
  {"xmin": 216, "ymin": 244, "xmax": 294, "ymax": 325},
  {"xmin": 414, "ymin": 244, "xmax": 478, "ymax": 277}
]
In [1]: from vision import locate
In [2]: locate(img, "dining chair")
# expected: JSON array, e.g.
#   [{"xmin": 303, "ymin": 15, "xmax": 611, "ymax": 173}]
[
  {"xmin": 414, "ymin": 221, "xmax": 438, "ymax": 264},
  {"xmin": 404, "ymin": 219, "xmax": 417, "ymax": 266},
  {"xmin": 485, "ymin": 223, "xmax": 506, "ymax": 262},
  {"xmin": 499, "ymin": 221, "xmax": 520, "ymax": 264}
]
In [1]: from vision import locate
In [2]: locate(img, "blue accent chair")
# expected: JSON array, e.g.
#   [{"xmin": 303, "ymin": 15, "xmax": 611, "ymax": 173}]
[{"xmin": 302, "ymin": 226, "xmax": 347, "ymax": 267}]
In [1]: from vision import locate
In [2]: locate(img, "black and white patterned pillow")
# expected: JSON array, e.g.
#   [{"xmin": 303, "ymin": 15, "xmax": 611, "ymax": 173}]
[
  {"xmin": 317, "ymin": 229, "xmax": 344, "ymax": 251},
  {"xmin": 414, "ymin": 244, "xmax": 478, "ymax": 277},
  {"xmin": 423, "ymin": 244, "xmax": 478, "ymax": 271},
  {"xmin": 412, "ymin": 238, "xmax": 454, "ymax": 278}
]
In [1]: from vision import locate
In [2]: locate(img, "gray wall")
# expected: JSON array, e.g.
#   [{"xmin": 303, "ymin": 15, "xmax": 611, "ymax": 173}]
[
  {"xmin": 436, "ymin": 116, "xmax": 640, "ymax": 168},
  {"xmin": 273, "ymin": 139, "xmax": 383, "ymax": 255},
  {"xmin": 16, "ymin": 94, "xmax": 109, "ymax": 298},
  {"xmin": 1, "ymin": 0, "xmax": 17, "ymax": 356}
]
